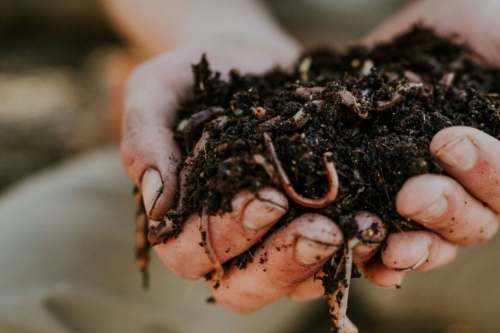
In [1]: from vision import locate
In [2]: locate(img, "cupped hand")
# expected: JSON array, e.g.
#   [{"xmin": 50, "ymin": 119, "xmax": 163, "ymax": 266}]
[
  {"xmin": 362, "ymin": 0, "xmax": 500, "ymax": 287},
  {"xmin": 121, "ymin": 35, "xmax": 392, "ymax": 312}
]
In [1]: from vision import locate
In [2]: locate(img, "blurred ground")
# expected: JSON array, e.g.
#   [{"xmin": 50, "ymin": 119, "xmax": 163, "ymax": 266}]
[{"xmin": 0, "ymin": 0, "xmax": 120, "ymax": 192}]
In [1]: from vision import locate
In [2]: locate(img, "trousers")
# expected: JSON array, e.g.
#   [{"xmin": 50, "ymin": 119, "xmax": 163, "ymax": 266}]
[{"xmin": 0, "ymin": 147, "xmax": 498, "ymax": 333}]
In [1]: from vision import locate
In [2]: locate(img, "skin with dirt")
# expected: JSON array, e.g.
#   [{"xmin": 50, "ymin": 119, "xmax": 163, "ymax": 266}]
[{"xmin": 138, "ymin": 27, "xmax": 500, "ymax": 330}]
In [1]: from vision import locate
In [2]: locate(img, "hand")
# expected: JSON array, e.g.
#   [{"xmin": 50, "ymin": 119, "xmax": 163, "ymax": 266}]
[
  {"xmin": 361, "ymin": 0, "xmax": 500, "ymax": 287},
  {"xmin": 121, "ymin": 34, "xmax": 393, "ymax": 312}
]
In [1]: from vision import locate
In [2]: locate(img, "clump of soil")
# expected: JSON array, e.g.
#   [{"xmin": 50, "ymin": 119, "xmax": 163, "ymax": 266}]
[{"xmin": 149, "ymin": 26, "xmax": 500, "ymax": 326}]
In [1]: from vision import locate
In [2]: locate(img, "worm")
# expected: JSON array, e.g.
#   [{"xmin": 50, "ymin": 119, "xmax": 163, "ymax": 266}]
[
  {"xmin": 440, "ymin": 72, "xmax": 455, "ymax": 90},
  {"xmin": 263, "ymin": 132, "xmax": 338, "ymax": 208},
  {"xmin": 183, "ymin": 107, "xmax": 224, "ymax": 151},
  {"xmin": 253, "ymin": 154, "xmax": 280, "ymax": 185},
  {"xmin": 295, "ymin": 86, "xmax": 326, "ymax": 99},
  {"xmin": 373, "ymin": 83, "xmax": 423, "ymax": 111},
  {"xmin": 329, "ymin": 217, "xmax": 388, "ymax": 332},
  {"xmin": 201, "ymin": 206, "xmax": 224, "ymax": 287},
  {"xmin": 338, "ymin": 90, "xmax": 369, "ymax": 119},
  {"xmin": 134, "ymin": 188, "xmax": 150, "ymax": 289}
]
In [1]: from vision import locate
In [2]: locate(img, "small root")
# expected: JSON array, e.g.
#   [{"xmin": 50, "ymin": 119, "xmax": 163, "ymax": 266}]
[
  {"xmin": 202, "ymin": 206, "xmax": 224, "ymax": 286},
  {"xmin": 263, "ymin": 132, "xmax": 338, "ymax": 208}
]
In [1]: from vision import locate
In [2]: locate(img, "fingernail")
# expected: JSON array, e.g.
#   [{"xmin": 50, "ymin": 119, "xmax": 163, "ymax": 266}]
[
  {"xmin": 242, "ymin": 198, "xmax": 286, "ymax": 231},
  {"xmin": 142, "ymin": 169, "xmax": 163, "ymax": 218},
  {"xmin": 380, "ymin": 283, "xmax": 403, "ymax": 290},
  {"xmin": 409, "ymin": 197, "xmax": 448, "ymax": 222},
  {"xmin": 378, "ymin": 272, "xmax": 405, "ymax": 289},
  {"xmin": 294, "ymin": 237, "xmax": 339, "ymax": 266},
  {"xmin": 396, "ymin": 250, "xmax": 429, "ymax": 272},
  {"xmin": 435, "ymin": 136, "xmax": 477, "ymax": 171}
]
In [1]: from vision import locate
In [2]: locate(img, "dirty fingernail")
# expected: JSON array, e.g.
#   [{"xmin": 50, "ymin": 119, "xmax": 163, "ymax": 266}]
[
  {"xmin": 435, "ymin": 136, "xmax": 477, "ymax": 171},
  {"xmin": 396, "ymin": 250, "xmax": 429, "ymax": 272},
  {"xmin": 142, "ymin": 168, "xmax": 163, "ymax": 219},
  {"xmin": 409, "ymin": 197, "xmax": 448, "ymax": 222},
  {"xmin": 242, "ymin": 198, "xmax": 286, "ymax": 231},
  {"xmin": 294, "ymin": 237, "xmax": 339, "ymax": 266}
]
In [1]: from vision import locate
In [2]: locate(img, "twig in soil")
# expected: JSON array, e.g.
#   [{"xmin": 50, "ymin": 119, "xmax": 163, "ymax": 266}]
[
  {"xmin": 201, "ymin": 207, "xmax": 224, "ymax": 286},
  {"xmin": 263, "ymin": 132, "xmax": 338, "ymax": 208}
]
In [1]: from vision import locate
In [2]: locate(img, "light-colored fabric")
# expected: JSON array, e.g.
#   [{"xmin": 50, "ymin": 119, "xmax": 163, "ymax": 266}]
[
  {"xmin": 0, "ymin": 148, "xmax": 319, "ymax": 333},
  {"xmin": 268, "ymin": 0, "xmax": 410, "ymax": 47}
]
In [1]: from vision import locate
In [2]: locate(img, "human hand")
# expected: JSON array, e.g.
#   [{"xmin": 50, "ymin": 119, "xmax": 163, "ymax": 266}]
[
  {"xmin": 360, "ymin": 0, "xmax": 500, "ymax": 287},
  {"xmin": 121, "ymin": 33, "xmax": 396, "ymax": 313}
]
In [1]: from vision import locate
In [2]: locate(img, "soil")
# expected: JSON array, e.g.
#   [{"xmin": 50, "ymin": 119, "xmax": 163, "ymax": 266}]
[{"xmin": 157, "ymin": 26, "xmax": 500, "ymax": 313}]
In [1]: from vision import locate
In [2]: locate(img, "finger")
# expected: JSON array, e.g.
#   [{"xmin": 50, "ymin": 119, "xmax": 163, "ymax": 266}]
[
  {"xmin": 396, "ymin": 174, "xmax": 500, "ymax": 246},
  {"xmin": 210, "ymin": 214, "xmax": 343, "ymax": 313},
  {"xmin": 288, "ymin": 212, "xmax": 389, "ymax": 303},
  {"xmin": 363, "ymin": 256, "xmax": 407, "ymax": 289},
  {"xmin": 352, "ymin": 211, "xmax": 388, "ymax": 267},
  {"xmin": 122, "ymin": 53, "xmax": 191, "ymax": 221},
  {"xmin": 122, "ymin": 39, "xmax": 294, "ymax": 221},
  {"xmin": 382, "ymin": 231, "xmax": 458, "ymax": 272},
  {"xmin": 152, "ymin": 187, "xmax": 288, "ymax": 279},
  {"xmin": 288, "ymin": 273, "xmax": 324, "ymax": 302},
  {"xmin": 363, "ymin": 0, "xmax": 500, "ymax": 66},
  {"xmin": 430, "ymin": 126, "xmax": 500, "ymax": 212}
]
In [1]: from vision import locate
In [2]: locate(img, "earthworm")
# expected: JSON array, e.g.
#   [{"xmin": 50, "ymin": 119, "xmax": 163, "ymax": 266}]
[
  {"xmin": 257, "ymin": 116, "xmax": 282, "ymax": 132},
  {"xmin": 202, "ymin": 206, "xmax": 224, "ymax": 286},
  {"xmin": 295, "ymin": 86, "xmax": 326, "ymax": 99},
  {"xmin": 329, "ymin": 237, "xmax": 360, "ymax": 333},
  {"xmin": 253, "ymin": 154, "xmax": 280, "ymax": 184},
  {"xmin": 183, "ymin": 107, "xmax": 224, "ymax": 151},
  {"xmin": 440, "ymin": 72, "xmax": 455, "ymax": 90},
  {"xmin": 338, "ymin": 90, "xmax": 369, "ymax": 119},
  {"xmin": 329, "ymin": 218, "xmax": 387, "ymax": 333},
  {"xmin": 257, "ymin": 100, "xmax": 326, "ymax": 132},
  {"xmin": 263, "ymin": 132, "xmax": 338, "ymax": 208},
  {"xmin": 148, "ymin": 131, "xmax": 211, "ymax": 246},
  {"xmin": 134, "ymin": 188, "xmax": 150, "ymax": 289},
  {"xmin": 404, "ymin": 70, "xmax": 424, "ymax": 83},
  {"xmin": 373, "ymin": 83, "xmax": 423, "ymax": 111}
]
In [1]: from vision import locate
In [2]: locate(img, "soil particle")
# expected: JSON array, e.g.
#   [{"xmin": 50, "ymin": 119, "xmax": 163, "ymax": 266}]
[{"xmin": 167, "ymin": 26, "xmax": 500, "ymax": 301}]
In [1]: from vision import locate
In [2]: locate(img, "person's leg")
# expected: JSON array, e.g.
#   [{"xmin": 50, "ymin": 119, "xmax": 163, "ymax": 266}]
[{"xmin": 0, "ymin": 147, "xmax": 313, "ymax": 333}]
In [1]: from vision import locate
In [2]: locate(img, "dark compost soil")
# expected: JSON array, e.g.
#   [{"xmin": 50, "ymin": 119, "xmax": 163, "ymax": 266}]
[{"xmin": 142, "ymin": 26, "xmax": 500, "ymax": 320}]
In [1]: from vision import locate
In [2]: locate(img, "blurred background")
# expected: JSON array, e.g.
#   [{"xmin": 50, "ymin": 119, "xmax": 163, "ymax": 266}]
[
  {"xmin": 0, "ymin": 0, "xmax": 120, "ymax": 192},
  {"xmin": 0, "ymin": 0, "xmax": 406, "ymax": 193}
]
